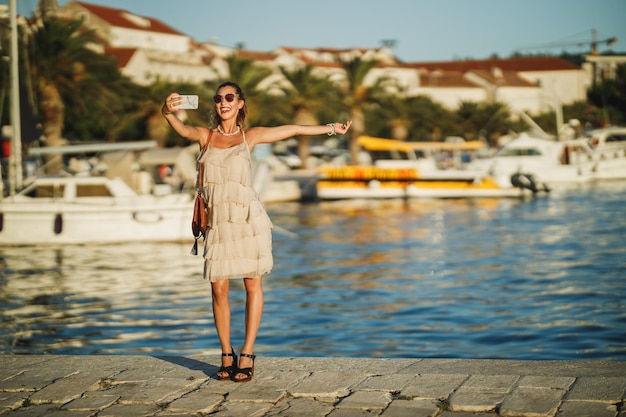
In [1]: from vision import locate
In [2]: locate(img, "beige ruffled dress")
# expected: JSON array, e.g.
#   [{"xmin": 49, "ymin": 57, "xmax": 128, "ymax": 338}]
[{"xmin": 198, "ymin": 130, "xmax": 273, "ymax": 281}]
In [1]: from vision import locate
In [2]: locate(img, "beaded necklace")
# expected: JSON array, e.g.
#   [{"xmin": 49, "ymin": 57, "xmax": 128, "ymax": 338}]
[{"xmin": 217, "ymin": 125, "xmax": 240, "ymax": 136}]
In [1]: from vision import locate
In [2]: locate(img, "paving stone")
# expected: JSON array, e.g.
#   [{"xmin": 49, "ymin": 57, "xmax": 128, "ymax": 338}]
[
  {"xmin": 0, "ymin": 369, "xmax": 26, "ymax": 382},
  {"xmin": 557, "ymin": 400, "xmax": 618, "ymax": 417},
  {"xmin": 461, "ymin": 374, "xmax": 519, "ymax": 390},
  {"xmin": 449, "ymin": 388, "xmax": 507, "ymax": 413},
  {"xmin": 400, "ymin": 373, "xmax": 468, "ymax": 399},
  {"xmin": 105, "ymin": 378, "xmax": 201, "ymax": 405},
  {"xmin": 262, "ymin": 397, "xmax": 334, "ymax": 417},
  {"xmin": 336, "ymin": 390, "xmax": 393, "ymax": 411},
  {"xmin": 0, "ymin": 369, "xmax": 57, "ymax": 392},
  {"xmin": 404, "ymin": 359, "xmax": 626, "ymax": 378},
  {"xmin": 185, "ymin": 377, "xmax": 232, "ymax": 396},
  {"xmin": 153, "ymin": 355, "xmax": 217, "ymax": 377},
  {"xmin": 8, "ymin": 404, "xmax": 91, "ymax": 417},
  {"xmin": 380, "ymin": 399, "xmax": 439, "ymax": 417},
  {"xmin": 0, "ymin": 357, "xmax": 47, "ymax": 378},
  {"xmin": 565, "ymin": 377, "xmax": 626, "ymax": 402},
  {"xmin": 96, "ymin": 403, "xmax": 161, "ymax": 417},
  {"xmin": 438, "ymin": 412, "xmax": 494, "ymax": 417},
  {"xmin": 4, "ymin": 405, "xmax": 50, "ymax": 417},
  {"xmin": 0, "ymin": 391, "xmax": 30, "ymax": 414},
  {"xmin": 164, "ymin": 389, "xmax": 223, "ymax": 414},
  {"xmin": 449, "ymin": 374, "xmax": 518, "ymax": 413},
  {"xmin": 223, "ymin": 356, "xmax": 418, "ymax": 375},
  {"xmin": 518, "ymin": 375, "xmax": 575, "ymax": 390},
  {"xmin": 500, "ymin": 386, "xmax": 568, "ymax": 417},
  {"xmin": 28, "ymin": 377, "xmax": 98, "ymax": 405},
  {"xmin": 61, "ymin": 394, "xmax": 120, "ymax": 411},
  {"xmin": 157, "ymin": 365, "xmax": 212, "ymax": 382},
  {"xmin": 207, "ymin": 400, "xmax": 272, "ymax": 416},
  {"xmin": 227, "ymin": 370, "xmax": 310, "ymax": 402},
  {"xmin": 289, "ymin": 371, "xmax": 365, "ymax": 398},
  {"xmin": 327, "ymin": 408, "xmax": 379, "ymax": 416},
  {"xmin": 353, "ymin": 373, "xmax": 414, "ymax": 391}
]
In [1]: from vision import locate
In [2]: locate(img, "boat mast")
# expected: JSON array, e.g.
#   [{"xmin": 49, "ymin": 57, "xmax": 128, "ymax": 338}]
[{"xmin": 8, "ymin": 0, "xmax": 22, "ymax": 194}]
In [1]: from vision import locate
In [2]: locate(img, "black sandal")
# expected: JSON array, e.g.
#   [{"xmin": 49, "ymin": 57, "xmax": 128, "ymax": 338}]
[
  {"xmin": 234, "ymin": 353, "xmax": 256, "ymax": 382},
  {"xmin": 216, "ymin": 348, "xmax": 237, "ymax": 380}
]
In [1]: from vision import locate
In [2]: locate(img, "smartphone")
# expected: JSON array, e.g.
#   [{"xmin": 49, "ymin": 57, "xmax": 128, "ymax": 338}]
[{"xmin": 175, "ymin": 95, "xmax": 199, "ymax": 110}]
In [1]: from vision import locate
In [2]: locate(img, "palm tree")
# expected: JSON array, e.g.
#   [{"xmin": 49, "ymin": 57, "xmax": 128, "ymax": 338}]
[
  {"xmin": 225, "ymin": 54, "xmax": 277, "ymax": 128},
  {"xmin": 366, "ymin": 84, "xmax": 413, "ymax": 141},
  {"xmin": 338, "ymin": 56, "xmax": 383, "ymax": 164},
  {"xmin": 26, "ymin": 17, "xmax": 127, "ymax": 171},
  {"xmin": 406, "ymin": 95, "xmax": 455, "ymax": 141},
  {"xmin": 455, "ymin": 101, "xmax": 513, "ymax": 143},
  {"xmin": 104, "ymin": 79, "xmax": 213, "ymax": 147},
  {"xmin": 279, "ymin": 65, "xmax": 338, "ymax": 167}
]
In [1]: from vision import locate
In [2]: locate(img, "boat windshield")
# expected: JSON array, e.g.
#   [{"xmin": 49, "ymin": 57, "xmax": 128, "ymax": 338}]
[
  {"xmin": 19, "ymin": 182, "xmax": 114, "ymax": 198},
  {"xmin": 495, "ymin": 148, "xmax": 543, "ymax": 157}
]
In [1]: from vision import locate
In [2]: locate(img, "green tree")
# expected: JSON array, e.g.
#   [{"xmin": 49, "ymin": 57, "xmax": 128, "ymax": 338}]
[
  {"xmin": 455, "ymin": 101, "xmax": 513, "ymax": 145},
  {"xmin": 26, "ymin": 17, "xmax": 130, "ymax": 170},
  {"xmin": 279, "ymin": 64, "xmax": 339, "ymax": 166},
  {"xmin": 25, "ymin": 17, "xmax": 136, "ymax": 172},
  {"xmin": 405, "ymin": 95, "xmax": 454, "ymax": 141},
  {"xmin": 364, "ymin": 82, "xmax": 412, "ymax": 141},
  {"xmin": 339, "ymin": 56, "xmax": 383, "ymax": 164},
  {"xmin": 225, "ymin": 54, "xmax": 278, "ymax": 128},
  {"xmin": 588, "ymin": 63, "xmax": 626, "ymax": 126}
]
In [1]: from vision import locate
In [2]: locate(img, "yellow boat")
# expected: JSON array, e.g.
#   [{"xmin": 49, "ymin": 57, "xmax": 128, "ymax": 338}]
[{"xmin": 316, "ymin": 136, "xmax": 533, "ymax": 200}]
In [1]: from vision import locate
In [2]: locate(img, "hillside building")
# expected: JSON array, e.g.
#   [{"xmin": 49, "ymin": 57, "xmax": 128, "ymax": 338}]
[{"xmin": 55, "ymin": 1, "xmax": 593, "ymax": 116}]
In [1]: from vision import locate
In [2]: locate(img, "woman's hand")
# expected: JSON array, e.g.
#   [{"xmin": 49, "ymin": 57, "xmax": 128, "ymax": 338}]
[
  {"xmin": 162, "ymin": 93, "xmax": 182, "ymax": 116},
  {"xmin": 332, "ymin": 121, "xmax": 352, "ymax": 135}
]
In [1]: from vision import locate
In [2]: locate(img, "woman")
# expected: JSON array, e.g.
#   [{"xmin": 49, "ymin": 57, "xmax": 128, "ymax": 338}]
[{"xmin": 162, "ymin": 81, "xmax": 351, "ymax": 382}]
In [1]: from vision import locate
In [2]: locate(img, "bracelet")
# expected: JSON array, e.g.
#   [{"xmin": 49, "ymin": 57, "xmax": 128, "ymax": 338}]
[{"xmin": 326, "ymin": 123, "xmax": 336, "ymax": 136}]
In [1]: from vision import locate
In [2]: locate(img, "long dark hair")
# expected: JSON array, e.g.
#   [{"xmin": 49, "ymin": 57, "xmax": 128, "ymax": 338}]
[{"xmin": 211, "ymin": 81, "xmax": 247, "ymax": 128}]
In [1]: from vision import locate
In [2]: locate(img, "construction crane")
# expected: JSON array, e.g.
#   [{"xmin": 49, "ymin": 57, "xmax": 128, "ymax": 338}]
[{"xmin": 515, "ymin": 30, "xmax": 618, "ymax": 55}]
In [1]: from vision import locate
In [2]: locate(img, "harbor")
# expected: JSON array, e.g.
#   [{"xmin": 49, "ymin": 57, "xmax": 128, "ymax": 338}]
[{"xmin": 0, "ymin": 4, "xmax": 625, "ymax": 416}]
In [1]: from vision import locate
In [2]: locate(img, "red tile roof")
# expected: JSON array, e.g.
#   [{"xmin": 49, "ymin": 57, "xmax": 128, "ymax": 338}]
[
  {"xmin": 419, "ymin": 71, "xmax": 479, "ymax": 88},
  {"xmin": 104, "ymin": 47, "xmax": 137, "ymax": 68},
  {"xmin": 469, "ymin": 69, "xmax": 537, "ymax": 87},
  {"xmin": 406, "ymin": 56, "xmax": 580, "ymax": 72},
  {"xmin": 75, "ymin": 1, "xmax": 183, "ymax": 35}
]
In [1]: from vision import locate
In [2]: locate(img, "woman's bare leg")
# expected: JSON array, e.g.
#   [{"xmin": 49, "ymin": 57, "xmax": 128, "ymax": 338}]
[
  {"xmin": 211, "ymin": 279, "xmax": 233, "ymax": 377},
  {"xmin": 235, "ymin": 276, "xmax": 263, "ymax": 380}
]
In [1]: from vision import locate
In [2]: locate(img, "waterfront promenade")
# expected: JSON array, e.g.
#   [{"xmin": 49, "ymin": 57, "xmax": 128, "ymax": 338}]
[{"xmin": 1, "ymin": 355, "xmax": 625, "ymax": 416}]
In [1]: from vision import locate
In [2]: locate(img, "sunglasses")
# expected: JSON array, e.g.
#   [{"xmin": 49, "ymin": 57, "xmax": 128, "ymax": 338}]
[{"xmin": 212, "ymin": 93, "xmax": 237, "ymax": 103}]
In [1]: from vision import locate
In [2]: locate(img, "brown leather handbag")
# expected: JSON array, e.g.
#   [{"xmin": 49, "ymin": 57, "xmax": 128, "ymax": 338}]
[{"xmin": 190, "ymin": 137, "xmax": 210, "ymax": 255}]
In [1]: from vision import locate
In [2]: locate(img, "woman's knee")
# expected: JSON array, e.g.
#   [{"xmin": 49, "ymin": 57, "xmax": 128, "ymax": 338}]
[
  {"xmin": 211, "ymin": 280, "xmax": 230, "ymax": 301},
  {"xmin": 243, "ymin": 277, "xmax": 263, "ymax": 295}
]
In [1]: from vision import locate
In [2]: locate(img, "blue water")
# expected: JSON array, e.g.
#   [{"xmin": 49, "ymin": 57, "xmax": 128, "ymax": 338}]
[{"xmin": 1, "ymin": 181, "xmax": 625, "ymax": 360}]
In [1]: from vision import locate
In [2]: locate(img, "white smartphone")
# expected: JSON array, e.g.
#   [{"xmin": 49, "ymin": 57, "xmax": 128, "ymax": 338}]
[{"xmin": 175, "ymin": 95, "xmax": 199, "ymax": 110}]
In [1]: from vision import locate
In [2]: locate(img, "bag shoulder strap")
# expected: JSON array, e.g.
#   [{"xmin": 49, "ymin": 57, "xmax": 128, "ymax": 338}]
[{"xmin": 196, "ymin": 130, "xmax": 213, "ymax": 189}]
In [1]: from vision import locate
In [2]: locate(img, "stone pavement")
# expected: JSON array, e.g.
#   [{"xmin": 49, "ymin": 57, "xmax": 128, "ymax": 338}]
[{"xmin": 0, "ymin": 355, "xmax": 625, "ymax": 417}]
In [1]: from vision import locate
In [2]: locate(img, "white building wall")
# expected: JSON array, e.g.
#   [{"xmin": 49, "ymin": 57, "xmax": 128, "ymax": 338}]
[
  {"xmin": 496, "ymin": 87, "xmax": 543, "ymax": 114},
  {"xmin": 120, "ymin": 51, "xmax": 151, "ymax": 85},
  {"xmin": 109, "ymin": 27, "xmax": 189, "ymax": 53},
  {"xmin": 417, "ymin": 87, "xmax": 485, "ymax": 109},
  {"xmin": 122, "ymin": 50, "xmax": 216, "ymax": 86},
  {"xmin": 147, "ymin": 61, "xmax": 215, "ymax": 85},
  {"xmin": 365, "ymin": 67, "xmax": 420, "ymax": 93},
  {"xmin": 518, "ymin": 69, "xmax": 586, "ymax": 109}
]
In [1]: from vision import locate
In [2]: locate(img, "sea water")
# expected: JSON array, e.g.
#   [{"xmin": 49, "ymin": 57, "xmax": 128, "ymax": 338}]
[{"xmin": 1, "ymin": 181, "xmax": 625, "ymax": 360}]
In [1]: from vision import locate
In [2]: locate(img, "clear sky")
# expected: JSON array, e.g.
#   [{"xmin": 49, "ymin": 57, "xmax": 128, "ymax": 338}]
[{"xmin": 9, "ymin": 0, "xmax": 626, "ymax": 62}]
